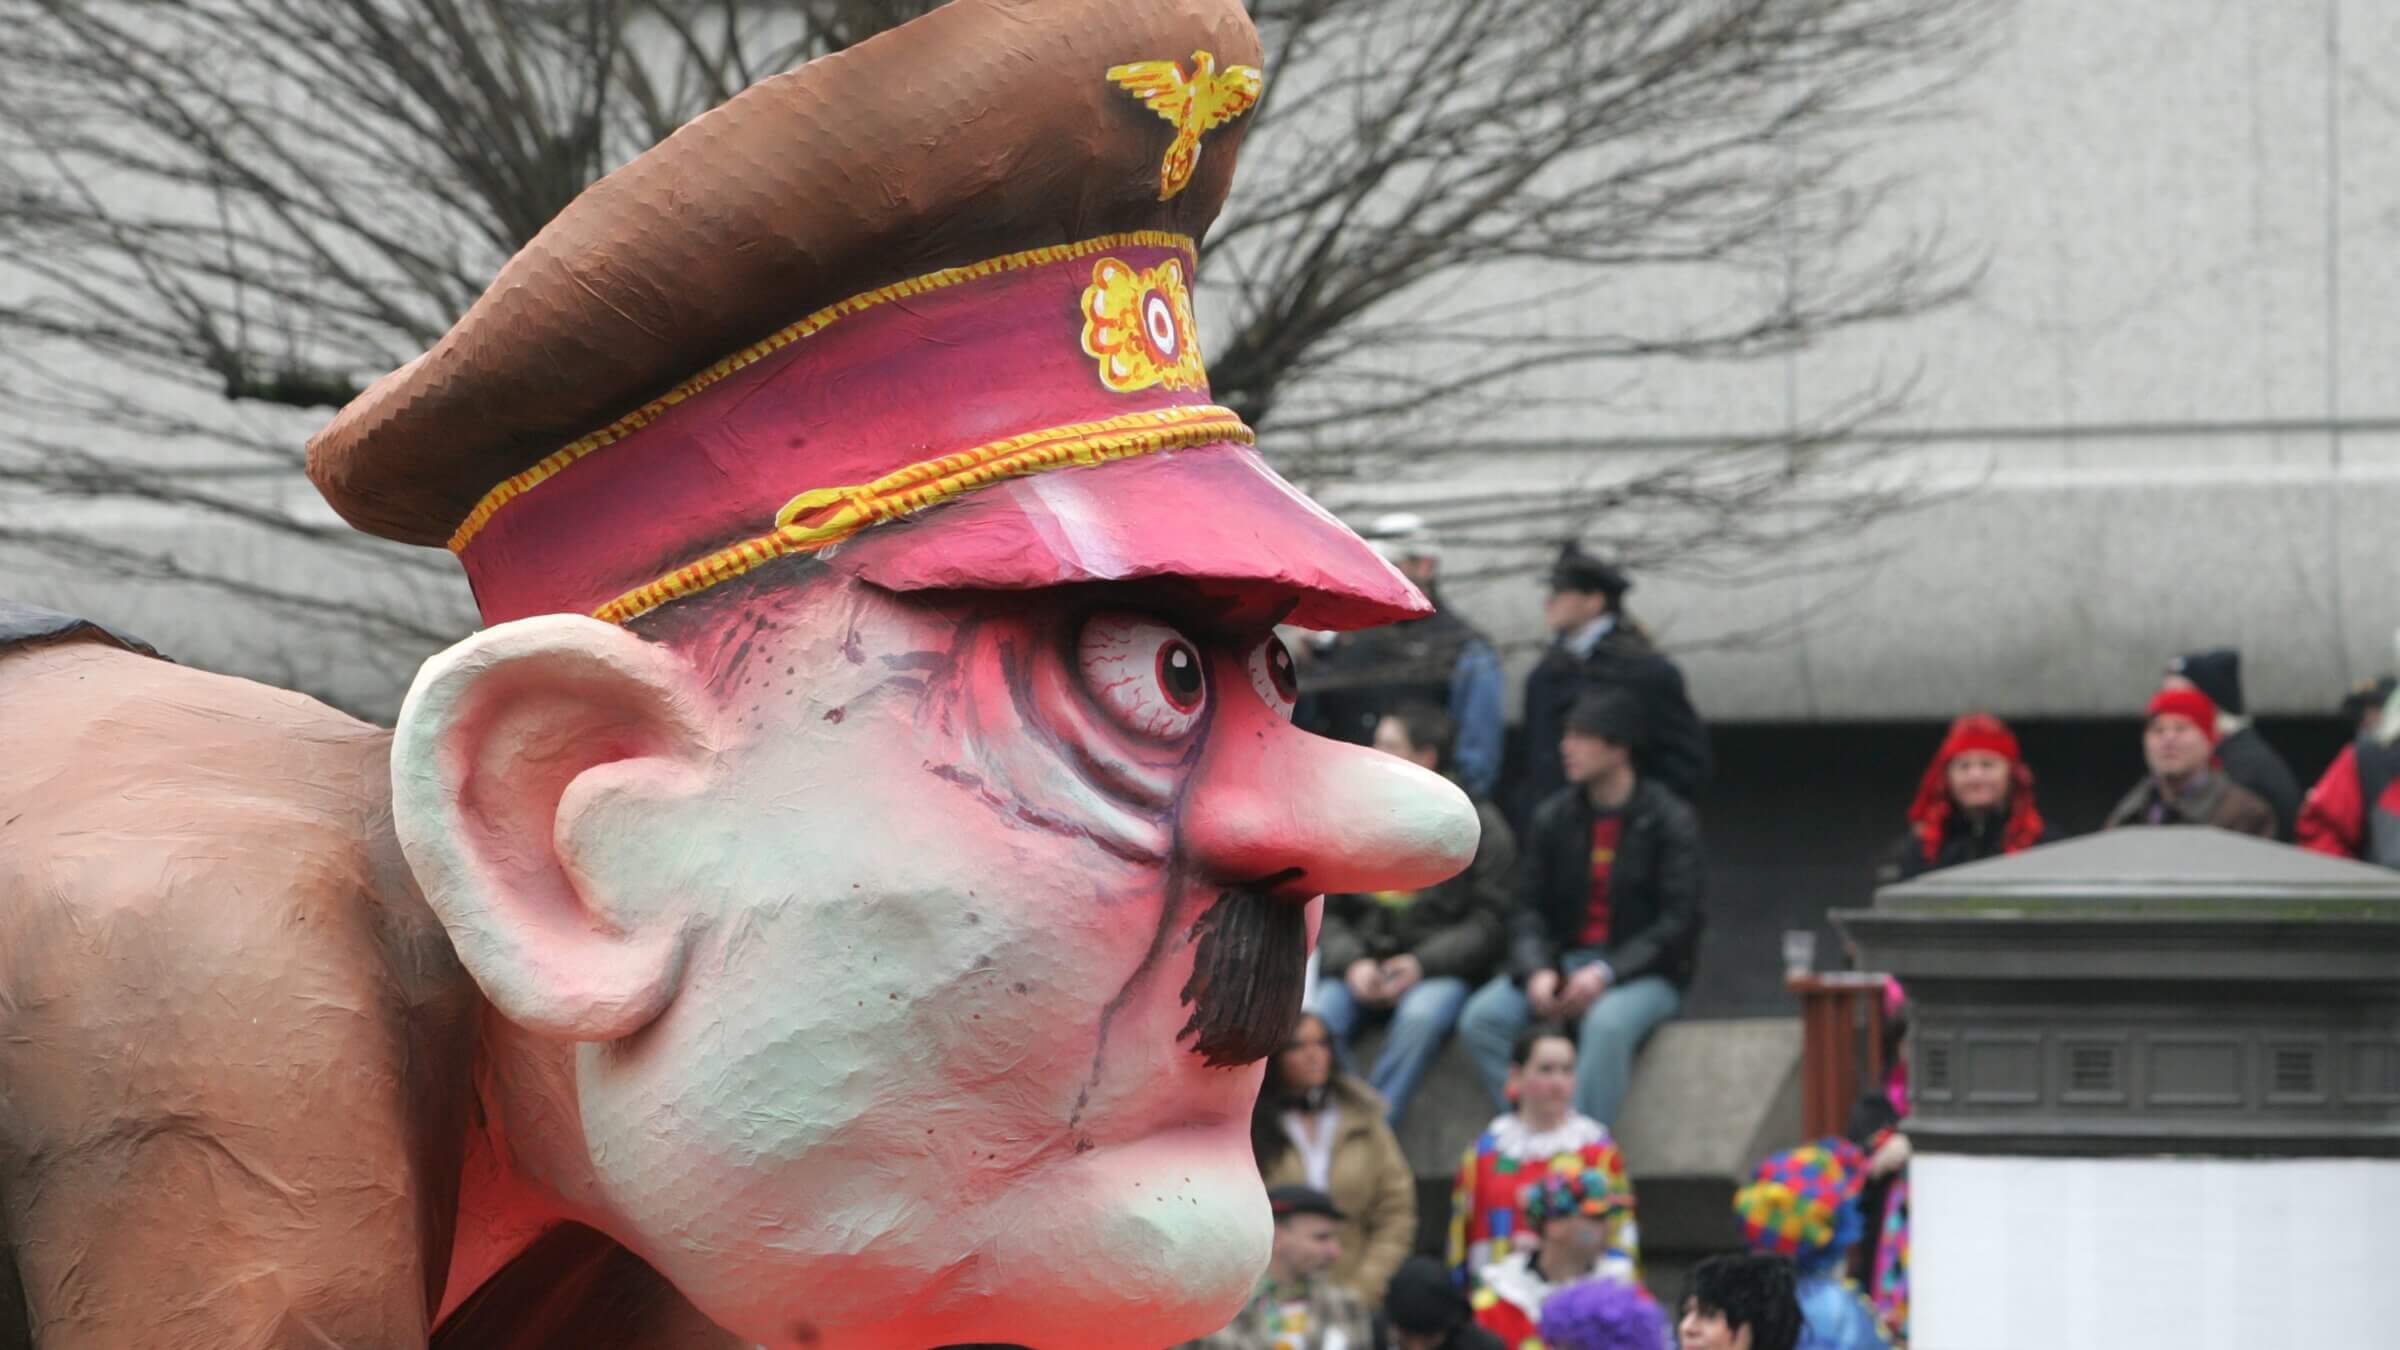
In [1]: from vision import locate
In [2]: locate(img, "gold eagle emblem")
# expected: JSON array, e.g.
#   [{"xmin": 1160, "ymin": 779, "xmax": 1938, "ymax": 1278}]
[{"xmin": 1106, "ymin": 49, "xmax": 1264, "ymax": 201}]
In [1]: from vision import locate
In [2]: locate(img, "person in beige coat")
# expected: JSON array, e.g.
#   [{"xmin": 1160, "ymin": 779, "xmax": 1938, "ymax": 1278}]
[{"xmin": 1252, "ymin": 1011, "xmax": 1420, "ymax": 1304}]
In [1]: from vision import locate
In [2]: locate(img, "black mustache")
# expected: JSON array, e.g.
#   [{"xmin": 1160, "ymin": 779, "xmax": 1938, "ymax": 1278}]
[{"xmin": 1176, "ymin": 879, "xmax": 1309, "ymax": 1068}]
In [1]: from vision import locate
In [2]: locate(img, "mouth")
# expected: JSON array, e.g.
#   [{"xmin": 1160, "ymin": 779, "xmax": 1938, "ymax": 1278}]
[{"xmin": 1177, "ymin": 877, "xmax": 1311, "ymax": 1067}]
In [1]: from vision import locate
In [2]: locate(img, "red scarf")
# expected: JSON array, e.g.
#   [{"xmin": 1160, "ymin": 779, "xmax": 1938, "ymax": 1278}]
[{"xmin": 1907, "ymin": 713, "xmax": 2044, "ymax": 863}]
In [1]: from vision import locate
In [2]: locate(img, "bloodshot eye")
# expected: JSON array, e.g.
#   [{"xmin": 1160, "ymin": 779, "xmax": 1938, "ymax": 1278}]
[
  {"xmin": 1077, "ymin": 611, "xmax": 1209, "ymax": 740},
  {"xmin": 1245, "ymin": 634, "xmax": 1299, "ymax": 720}
]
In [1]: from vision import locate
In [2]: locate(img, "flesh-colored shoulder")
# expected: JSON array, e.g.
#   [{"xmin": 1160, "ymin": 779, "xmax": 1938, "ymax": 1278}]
[{"xmin": 0, "ymin": 638, "xmax": 479, "ymax": 1347}]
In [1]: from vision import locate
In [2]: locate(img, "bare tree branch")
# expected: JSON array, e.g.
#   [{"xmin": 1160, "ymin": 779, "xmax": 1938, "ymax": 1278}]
[{"xmin": 0, "ymin": 0, "xmax": 2001, "ymax": 710}]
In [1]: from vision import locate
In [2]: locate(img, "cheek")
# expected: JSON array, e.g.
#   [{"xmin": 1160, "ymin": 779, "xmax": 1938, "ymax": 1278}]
[{"xmin": 658, "ymin": 673, "xmax": 1178, "ymax": 1095}]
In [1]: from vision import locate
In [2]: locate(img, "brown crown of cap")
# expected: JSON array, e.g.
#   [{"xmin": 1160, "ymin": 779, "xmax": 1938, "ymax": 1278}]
[{"xmin": 307, "ymin": 0, "xmax": 1263, "ymax": 546}]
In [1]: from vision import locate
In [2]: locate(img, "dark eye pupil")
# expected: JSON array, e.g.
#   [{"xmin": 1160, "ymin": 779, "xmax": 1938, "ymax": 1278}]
[
  {"xmin": 1156, "ymin": 642, "xmax": 1205, "ymax": 711},
  {"xmin": 1267, "ymin": 641, "xmax": 1298, "ymax": 700}
]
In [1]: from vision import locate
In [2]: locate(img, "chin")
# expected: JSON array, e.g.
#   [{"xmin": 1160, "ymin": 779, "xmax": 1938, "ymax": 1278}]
[
  {"xmin": 959, "ymin": 1120, "xmax": 1270, "ymax": 1348},
  {"xmin": 672, "ymin": 1119, "xmax": 1270, "ymax": 1350}
]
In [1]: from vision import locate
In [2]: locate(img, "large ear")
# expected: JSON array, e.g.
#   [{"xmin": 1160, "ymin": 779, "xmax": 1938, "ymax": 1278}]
[{"xmin": 392, "ymin": 614, "xmax": 717, "ymax": 1041}]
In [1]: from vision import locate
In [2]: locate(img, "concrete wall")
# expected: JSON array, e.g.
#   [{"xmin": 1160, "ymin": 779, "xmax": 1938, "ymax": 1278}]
[
  {"xmin": 1915, "ymin": 1153, "xmax": 2400, "ymax": 1348},
  {"xmin": 1314, "ymin": 0, "xmax": 2400, "ymax": 721},
  {"xmin": 1379, "ymin": 443, "xmax": 2400, "ymax": 723},
  {"xmin": 11, "ymin": 2, "xmax": 2397, "ymax": 724}
]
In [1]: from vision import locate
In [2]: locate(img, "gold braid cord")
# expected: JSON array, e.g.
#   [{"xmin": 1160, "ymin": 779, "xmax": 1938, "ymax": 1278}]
[
  {"xmin": 448, "ymin": 230, "xmax": 1198, "ymax": 554},
  {"xmin": 593, "ymin": 404, "xmax": 1252, "ymax": 625}
]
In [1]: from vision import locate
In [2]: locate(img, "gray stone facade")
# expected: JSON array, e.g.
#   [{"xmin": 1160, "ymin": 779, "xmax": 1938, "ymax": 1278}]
[{"xmin": 1836, "ymin": 827, "xmax": 2400, "ymax": 1157}]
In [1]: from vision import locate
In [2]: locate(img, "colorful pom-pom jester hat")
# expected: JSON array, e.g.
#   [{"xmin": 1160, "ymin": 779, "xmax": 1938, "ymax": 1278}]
[{"xmin": 1735, "ymin": 1138, "xmax": 1869, "ymax": 1269}]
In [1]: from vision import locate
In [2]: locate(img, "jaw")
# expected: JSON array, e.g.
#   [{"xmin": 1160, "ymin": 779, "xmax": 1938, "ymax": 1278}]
[
  {"xmin": 772, "ymin": 1120, "xmax": 1267, "ymax": 1350},
  {"xmin": 556, "ymin": 901, "xmax": 1271, "ymax": 1350}
]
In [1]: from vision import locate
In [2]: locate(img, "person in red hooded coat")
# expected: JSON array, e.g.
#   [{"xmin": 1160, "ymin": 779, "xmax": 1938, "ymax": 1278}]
[{"xmin": 1875, "ymin": 713, "xmax": 2059, "ymax": 886}]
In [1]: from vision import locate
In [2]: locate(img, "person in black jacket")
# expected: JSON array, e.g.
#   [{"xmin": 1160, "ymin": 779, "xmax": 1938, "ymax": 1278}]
[
  {"xmin": 1511, "ymin": 546, "xmax": 1709, "ymax": 832},
  {"xmin": 1459, "ymin": 688, "xmax": 1703, "ymax": 1128},
  {"xmin": 1313, "ymin": 703, "xmax": 1518, "ymax": 1124},
  {"xmin": 2165, "ymin": 647, "xmax": 2301, "ymax": 840}
]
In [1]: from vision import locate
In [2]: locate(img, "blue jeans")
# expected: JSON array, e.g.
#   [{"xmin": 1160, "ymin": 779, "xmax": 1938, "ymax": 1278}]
[
  {"xmin": 1311, "ymin": 973, "xmax": 1472, "ymax": 1124},
  {"xmin": 1458, "ymin": 953, "xmax": 1682, "ymax": 1128}
]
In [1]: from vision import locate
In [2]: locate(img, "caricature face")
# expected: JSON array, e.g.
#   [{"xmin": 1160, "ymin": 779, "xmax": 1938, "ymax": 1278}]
[{"xmin": 544, "ymin": 577, "xmax": 1475, "ymax": 1348}]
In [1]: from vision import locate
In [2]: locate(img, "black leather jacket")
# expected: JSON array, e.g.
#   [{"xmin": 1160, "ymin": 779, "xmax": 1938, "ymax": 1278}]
[{"xmin": 1507, "ymin": 776, "xmax": 1705, "ymax": 989}]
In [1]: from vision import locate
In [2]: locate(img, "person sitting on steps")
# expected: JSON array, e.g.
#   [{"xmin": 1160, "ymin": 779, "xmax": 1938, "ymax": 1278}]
[{"xmin": 1459, "ymin": 687, "xmax": 1704, "ymax": 1129}]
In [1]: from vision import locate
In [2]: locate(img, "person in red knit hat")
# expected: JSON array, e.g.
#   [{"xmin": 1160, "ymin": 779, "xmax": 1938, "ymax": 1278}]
[
  {"xmin": 2103, "ymin": 686, "xmax": 2277, "ymax": 837},
  {"xmin": 1875, "ymin": 713, "xmax": 2057, "ymax": 885}
]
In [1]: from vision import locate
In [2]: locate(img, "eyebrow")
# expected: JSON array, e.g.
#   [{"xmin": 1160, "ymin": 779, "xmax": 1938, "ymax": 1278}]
[{"xmin": 1048, "ymin": 579, "xmax": 1291, "ymax": 646}]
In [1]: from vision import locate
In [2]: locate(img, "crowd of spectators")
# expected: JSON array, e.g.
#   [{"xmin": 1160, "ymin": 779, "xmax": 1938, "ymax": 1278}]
[
  {"xmin": 1298, "ymin": 528, "xmax": 1714, "ymax": 1137},
  {"xmin": 1186, "ymin": 533, "xmax": 1744, "ymax": 1349},
  {"xmin": 1183, "ymin": 520, "xmax": 2400, "ymax": 1349},
  {"xmin": 1883, "ymin": 639, "xmax": 2400, "ymax": 870}
]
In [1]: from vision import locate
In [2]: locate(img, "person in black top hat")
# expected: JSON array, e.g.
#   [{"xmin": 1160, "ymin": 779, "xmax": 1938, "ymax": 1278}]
[
  {"xmin": 1512, "ymin": 544, "xmax": 1710, "ymax": 832},
  {"xmin": 2164, "ymin": 646, "xmax": 2300, "ymax": 840}
]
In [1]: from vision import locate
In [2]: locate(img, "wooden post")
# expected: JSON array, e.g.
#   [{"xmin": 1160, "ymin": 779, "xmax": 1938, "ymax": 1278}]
[{"xmin": 1786, "ymin": 971, "xmax": 1890, "ymax": 1139}]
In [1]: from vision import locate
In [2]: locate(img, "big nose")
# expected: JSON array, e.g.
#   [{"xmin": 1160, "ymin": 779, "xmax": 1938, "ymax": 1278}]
[{"xmin": 1182, "ymin": 678, "xmax": 1479, "ymax": 897}]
